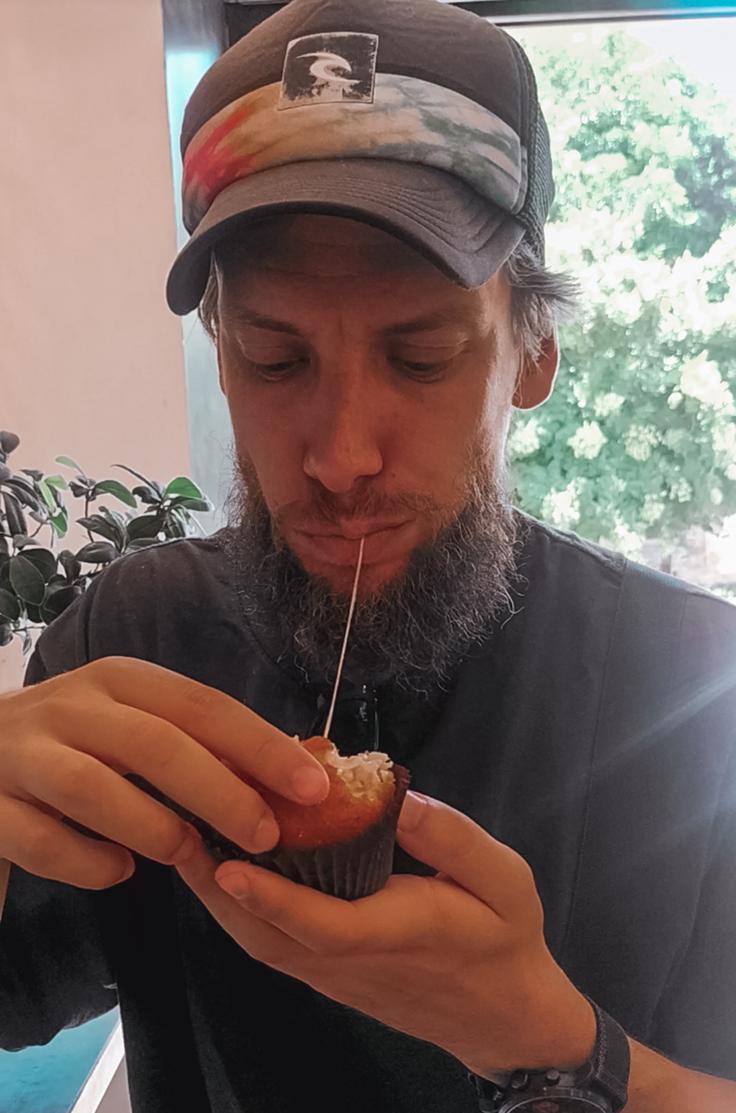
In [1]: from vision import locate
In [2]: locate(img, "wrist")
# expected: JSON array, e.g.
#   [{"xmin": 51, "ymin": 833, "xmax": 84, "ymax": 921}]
[{"xmin": 468, "ymin": 980, "xmax": 596, "ymax": 1081}]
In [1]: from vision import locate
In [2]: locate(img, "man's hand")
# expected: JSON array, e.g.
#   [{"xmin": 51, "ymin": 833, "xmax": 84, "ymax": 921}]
[{"xmin": 175, "ymin": 789, "xmax": 595, "ymax": 1078}]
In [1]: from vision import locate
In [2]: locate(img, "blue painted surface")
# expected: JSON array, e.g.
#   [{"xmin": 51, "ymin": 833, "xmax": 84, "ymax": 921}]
[{"xmin": 0, "ymin": 1009, "xmax": 119, "ymax": 1113}]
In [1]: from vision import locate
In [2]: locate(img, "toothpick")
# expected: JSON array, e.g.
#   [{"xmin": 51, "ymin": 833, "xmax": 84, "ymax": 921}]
[{"xmin": 323, "ymin": 537, "xmax": 365, "ymax": 739}]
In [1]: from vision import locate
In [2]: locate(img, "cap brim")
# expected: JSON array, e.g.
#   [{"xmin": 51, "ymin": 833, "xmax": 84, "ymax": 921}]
[{"xmin": 166, "ymin": 159, "xmax": 524, "ymax": 315}]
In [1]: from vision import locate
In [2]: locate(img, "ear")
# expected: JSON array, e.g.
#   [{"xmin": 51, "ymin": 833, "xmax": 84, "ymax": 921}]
[{"xmin": 512, "ymin": 333, "xmax": 559, "ymax": 410}]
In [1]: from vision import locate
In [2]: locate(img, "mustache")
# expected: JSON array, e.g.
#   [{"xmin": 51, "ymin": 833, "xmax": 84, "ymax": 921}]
[
  {"xmin": 233, "ymin": 454, "xmax": 447, "ymax": 536},
  {"xmin": 273, "ymin": 488, "xmax": 443, "ymax": 534}
]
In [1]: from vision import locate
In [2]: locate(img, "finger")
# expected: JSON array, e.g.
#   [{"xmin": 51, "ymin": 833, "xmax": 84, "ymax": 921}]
[
  {"xmin": 20, "ymin": 738, "xmax": 200, "ymax": 867},
  {"xmin": 175, "ymin": 840, "xmax": 306, "ymax": 968},
  {"xmin": 213, "ymin": 861, "xmax": 427, "ymax": 954},
  {"xmin": 74, "ymin": 704, "xmax": 295, "ymax": 856},
  {"xmin": 395, "ymin": 792, "xmax": 540, "ymax": 922},
  {"xmin": 86, "ymin": 657, "xmax": 330, "ymax": 803},
  {"xmin": 0, "ymin": 794, "xmax": 134, "ymax": 889}
]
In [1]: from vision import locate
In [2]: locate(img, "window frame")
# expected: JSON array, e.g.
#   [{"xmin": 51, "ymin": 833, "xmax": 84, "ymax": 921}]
[{"xmin": 225, "ymin": 0, "xmax": 736, "ymax": 42}]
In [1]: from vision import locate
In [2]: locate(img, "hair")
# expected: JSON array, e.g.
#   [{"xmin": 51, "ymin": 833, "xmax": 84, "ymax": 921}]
[{"xmin": 197, "ymin": 228, "xmax": 579, "ymax": 363}]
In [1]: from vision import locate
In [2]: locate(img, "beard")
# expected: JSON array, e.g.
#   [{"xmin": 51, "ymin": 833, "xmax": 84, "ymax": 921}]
[{"xmin": 219, "ymin": 452, "xmax": 519, "ymax": 696}]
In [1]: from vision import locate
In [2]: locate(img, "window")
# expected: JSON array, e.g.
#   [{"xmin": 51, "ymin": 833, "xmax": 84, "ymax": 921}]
[{"xmin": 507, "ymin": 16, "xmax": 736, "ymax": 597}]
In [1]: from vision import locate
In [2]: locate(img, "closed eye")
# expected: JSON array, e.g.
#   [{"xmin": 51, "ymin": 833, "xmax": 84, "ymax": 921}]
[
  {"xmin": 247, "ymin": 357, "xmax": 309, "ymax": 380},
  {"xmin": 392, "ymin": 357, "xmax": 452, "ymax": 382}
]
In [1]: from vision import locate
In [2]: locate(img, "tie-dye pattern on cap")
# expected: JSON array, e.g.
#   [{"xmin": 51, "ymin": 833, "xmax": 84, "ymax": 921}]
[{"xmin": 182, "ymin": 73, "xmax": 527, "ymax": 234}]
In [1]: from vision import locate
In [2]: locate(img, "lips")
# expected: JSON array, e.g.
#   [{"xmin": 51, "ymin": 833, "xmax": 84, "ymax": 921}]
[{"xmin": 291, "ymin": 519, "xmax": 414, "ymax": 569}]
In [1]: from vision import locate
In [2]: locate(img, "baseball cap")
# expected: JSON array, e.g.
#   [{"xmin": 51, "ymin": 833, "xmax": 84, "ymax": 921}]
[{"xmin": 166, "ymin": 0, "xmax": 554, "ymax": 315}]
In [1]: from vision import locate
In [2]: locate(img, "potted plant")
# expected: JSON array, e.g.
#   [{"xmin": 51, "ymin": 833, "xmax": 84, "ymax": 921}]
[{"xmin": 0, "ymin": 429, "xmax": 212, "ymax": 654}]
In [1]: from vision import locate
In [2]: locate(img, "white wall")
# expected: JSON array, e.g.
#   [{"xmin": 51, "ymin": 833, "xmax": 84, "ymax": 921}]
[{"xmin": 0, "ymin": 0, "xmax": 190, "ymax": 693}]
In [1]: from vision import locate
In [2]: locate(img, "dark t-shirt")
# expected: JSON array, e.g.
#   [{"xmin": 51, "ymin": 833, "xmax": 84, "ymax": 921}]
[{"xmin": 1, "ymin": 518, "xmax": 735, "ymax": 1112}]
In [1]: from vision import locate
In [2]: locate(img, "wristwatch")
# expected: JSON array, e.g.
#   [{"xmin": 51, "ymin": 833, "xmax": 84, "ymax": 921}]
[{"xmin": 469, "ymin": 999, "xmax": 630, "ymax": 1112}]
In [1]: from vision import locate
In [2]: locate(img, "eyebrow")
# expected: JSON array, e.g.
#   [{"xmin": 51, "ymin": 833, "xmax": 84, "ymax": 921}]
[
  {"xmin": 223, "ymin": 309, "xmax": 302, "ymax": 335},
  {"xmin": 222, "ymin": 307, "xmax": 478, "ymax": 337}
]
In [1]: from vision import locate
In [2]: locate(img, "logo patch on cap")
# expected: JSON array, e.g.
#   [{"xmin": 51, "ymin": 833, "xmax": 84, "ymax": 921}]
[{"xmin": 278, "ymin": 32, "xmax": 379, "ymax": 110}]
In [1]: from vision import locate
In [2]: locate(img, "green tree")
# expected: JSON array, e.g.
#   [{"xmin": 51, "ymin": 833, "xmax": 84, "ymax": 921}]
[{"xmin": 509, "ymin": 29, "xmax": 736, "ymax": 560}]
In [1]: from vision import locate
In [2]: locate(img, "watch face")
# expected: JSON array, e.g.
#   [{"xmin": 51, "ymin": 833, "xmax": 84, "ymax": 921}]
[{"xmin": 511, "ymin": 1098, "xmax": 607, "ymax": 1112}]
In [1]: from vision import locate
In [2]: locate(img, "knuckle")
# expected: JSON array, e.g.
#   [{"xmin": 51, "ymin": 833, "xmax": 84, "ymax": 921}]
[
  {"xmin": 157, "ymin": 824, "xmax": 194, "ymax": 864},
  {"xmin": 52, "ymin": 753, "xmax": 100, "ymax": 810},
  {"xmin": 129, "ymin": 719, "xmax": 180, "ymax": 772},
  {"xmin": 512, "ymin": 852, "xmax": 537, "ymax": 893},
  {"xmin": 83, "ymin": 656, "xmax": 118, "ymax": 683},
  {"xmin": 23, "ymin": 821, "xmax": 61, "ymax": 866},
  {"xmin": 181, "ymin": 681, "xmax": 222, "ymax": 718},
  {"xmin": 447, "ymin": 826, "xmax": 479, "ymax": 864}
]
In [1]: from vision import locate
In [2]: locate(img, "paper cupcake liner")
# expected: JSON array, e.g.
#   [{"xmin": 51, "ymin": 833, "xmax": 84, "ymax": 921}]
[
  {"xmin": 135, "ymin": 764, "xmax": 411, "ymax": 900},
  {"xmin": 257, "ymin": 763, "xmax": 411, "ymax": 900}
]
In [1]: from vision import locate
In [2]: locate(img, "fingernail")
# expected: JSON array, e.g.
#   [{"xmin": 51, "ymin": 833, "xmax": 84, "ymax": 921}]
[
  {"xmin": 173, "ymin": 827, "xmax": 202, "ymax": 864},
  {"xmin": 291, "ymin": 766, "xmax": 329, "ymax": 802},
  {"xmin": 217, "ymin": 871, "xmax": 251, "ymax": 900},
  {"xmin": 253, "ymin": 815, "xmax": 280, "ymax": 852},
  {"xmin": 397, "ymin": 791, "xmax": 427, "ymax": 833}
]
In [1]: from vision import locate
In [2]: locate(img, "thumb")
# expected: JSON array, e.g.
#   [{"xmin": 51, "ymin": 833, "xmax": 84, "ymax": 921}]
[{"xmin": 396, "ymin": 791, "xmax": 540, "ymax": 923}]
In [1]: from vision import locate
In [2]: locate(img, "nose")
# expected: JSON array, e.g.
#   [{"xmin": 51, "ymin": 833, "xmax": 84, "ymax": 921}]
[{"xmin": 302, "ymin": 369, "xmax": 384, "ymax": 494}]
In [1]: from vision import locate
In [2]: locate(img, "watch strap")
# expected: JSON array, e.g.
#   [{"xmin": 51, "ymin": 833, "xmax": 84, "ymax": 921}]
[{"xmin": 587, "ymin": 998, "xmax": 630, "ymax": 1111}]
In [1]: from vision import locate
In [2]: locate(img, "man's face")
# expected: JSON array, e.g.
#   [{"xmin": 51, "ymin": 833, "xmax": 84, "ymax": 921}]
[{"xmin": 215, "ymin": 215, "xmax": 522, "ymax": 598}]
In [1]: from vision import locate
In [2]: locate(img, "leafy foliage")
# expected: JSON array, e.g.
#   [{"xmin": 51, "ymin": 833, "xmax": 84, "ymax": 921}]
[
  {"xmin": 509, "ymin": 30, "xmax": 736, "ymax": 558},
  {"xmin": 0, "ymin": 431, "xmax": 212, "ymax": 653}
]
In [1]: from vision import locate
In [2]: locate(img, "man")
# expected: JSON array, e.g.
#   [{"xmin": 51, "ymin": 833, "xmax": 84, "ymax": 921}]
[{"xmin": 1, "ymin": 1, "xmax": 734, "ymax": 1111}]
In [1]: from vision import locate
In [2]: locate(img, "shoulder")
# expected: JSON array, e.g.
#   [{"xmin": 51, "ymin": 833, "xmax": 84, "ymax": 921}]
[
  {"xmin": 520, "ymin": 514, "xmax": 736, "ymax": 646},
  {"xmin": 26, "ymin": 532, "xmax": 236, "ymax": 681}
]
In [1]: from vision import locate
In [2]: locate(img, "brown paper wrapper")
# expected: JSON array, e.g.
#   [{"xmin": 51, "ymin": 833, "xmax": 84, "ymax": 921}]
[{"xmin": 142, "ymin": 763, "xmax": 411, "ymax": 901}]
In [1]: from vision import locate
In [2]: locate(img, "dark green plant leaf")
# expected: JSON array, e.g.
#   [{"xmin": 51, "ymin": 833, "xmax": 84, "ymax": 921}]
[
  {"xmin": 93, "ymin": 480, "xmax": 137, "ymax": 508},
  {"xmin": 132, "ymin": 485, "xmax": 159, "ymax": 505},
  {"xmin": 163, "ymin": 476, "xmax": 203, "ymax": 501},
  {"xmin": 9, "ymin": 554, "xmax": 46, "ymax": 604},
  {"xmin": 0, "ymin": 463, "xmax": 11, "ymax": 482},
  {"xmin": 45, "ymin": 475, "xmax": 69, "ymax": 491},
  {"xmin": 2, "ymin": 477, "xmax": 42, "ymax": 512},
  {"xmin": 167, "ymin": 496, "xmax": 212, "ymax": 513},
  {"xmin": 126, "ymin": 515, "xmax": 163, "ymax": 541},
  {"xmin": 55, "ymin": 455, "xmax": 85, "ymax": 474},
  {"xmin": 69, "ymin": 480, "xmax": 89, "ymax": 497},
  {"xmin": 0, "ymin": 623, "xmax": 13, "ymax": 648},
  {"xmin": 3, "ymin": 491, "xmax": 26, "ymax": 538},
  {"xmin": 104, "ymin": 509, "xmax": 129, "ymax": 536},
  {"xmin": 20, "ymin": 468, "xmax": 44, "ymax": 482},
  {"xmin": 47, "ymin": 574, "xmax": 68, "ymax": 588},
  {"xmin": 0, "ymin": 587, "xmax": 20, "ymax": 621},
  {"xmin": 125, "ymin": 537, "xmax": 161, "ymax": 551},
  {"xmin": 20, "ymin": 547, "xmax": 58, "ymax": 583},
  {"xmin": 76, "ymin": 541, "xmax": 118, "ymax": 564},
  {"xmin": 12, "ymin": 534, "xmax": 38, "ymax": 549},
  {"xmin": 41, "ymin": 584, "xmax": 80, "ymax": 623},
  {"xmin": 26, "ymin": 602, "xmax": 43, "ymax": 623},
  {"xmin": 0, "ymin": 432, "xmax": 20, "ymax": 455},
  {"xmin": 78, "ymin": 515, "xmax": 122, "ymax": 547},
  {"xmin": 0, "ymin": 535, "xmax": 8, "ymax": 557},
  {"xmin": 59, "ymin": 549, "xmax": 82, "ymax": 582}
]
